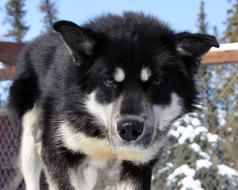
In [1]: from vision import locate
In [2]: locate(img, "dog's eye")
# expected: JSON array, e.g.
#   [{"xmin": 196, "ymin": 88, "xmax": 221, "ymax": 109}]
[
  {"xmin": 151, "ymin": 77, "xmax": 164, "ymax": 88},
  {"xmin": 104, "ymin": 76, "xmax": 115, "ymax": 86}
]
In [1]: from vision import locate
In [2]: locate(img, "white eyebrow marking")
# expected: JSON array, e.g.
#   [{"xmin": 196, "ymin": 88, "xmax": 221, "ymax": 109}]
[
  {"xmin": 140, "ymin": 67, "xmax": 152, "ymax": 82},
  {"xmin": 113, "ymin": 67, "xmax": 125, "ymax": 82}
]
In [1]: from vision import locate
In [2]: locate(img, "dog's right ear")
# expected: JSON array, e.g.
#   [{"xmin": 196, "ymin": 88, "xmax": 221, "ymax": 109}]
[
  {"xmin": 53, "ymin": 20, "xmax": 98, "ymax": 65},
  {"xmin": 176, "ymin": 32, "xmax": 219, "ymax": 58},
  {"xmin": 175, "ymin": 32, "xmax": 219, "ymax": 72}
]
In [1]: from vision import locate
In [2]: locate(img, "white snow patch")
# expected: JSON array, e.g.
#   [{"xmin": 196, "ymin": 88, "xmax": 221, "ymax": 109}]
[
  {"xmin": 191, "ymin": 117, "xmax": 201, "ymax": 126},
  {"xmin": 170, "ymin": 115, "xmax": 217, "ymax": 147},
  {"xmin": 207, "ymin": 133, "xmax": 220, "ymax": 144},
  {"xmin": 174, "ymin": 124, "xmax": 208, "ymax": 144},
  {"xmin": 166, "ymin": 162, "xmax": 174, "ymax": 168},
  {"xmin": 173, "ymin": 119, "xmax": 182, "ymax": 126},
  {"xmin": 167, "ymin": 164, "xmax": 204, "ymax": 190},
  {"xmin": 158, "ymin": 162, "xmax": 174, "ymax": 174},
  {"xmin": 217, "ymin": 109, "xmax": 227, "ymax": 126},
  {"xmin": 0, "ymin": 62, "xmax": 5, "ymax": 69},
  {"xmin": 190, "ymin": 143, "xmax": 202, "ymax": 152},
  {"xmin": 168, "ymin": 129, "xmax": 180, "ymax": 138},
  {"xmin": 182, "ymin": 114, "xmax": 194, "ymax": 123},
  {"xmin": 177, "ymin": 125, "xmax": 193, "ymax": 144},
  {"xmin": 179, "ymin": 176, "xmax": 204, "ymax": 190},
  {"xmin": 196, "ymin": 159, "xmax": 213, "ymax": 170},
  {"xmin": 194, "ymin": 126, "xmax": 208, "ymax": 135},
  {"xmin": 210, "ymin": 43, "xmax": 238, "ymax": 52},
  {"xmin": 218, "ymin": 164, "xmax": 238, "ymax": 178},
  {"xmin": 167, "ymin": 164, "xmax": 195, "ymax": 183},
  {"xmin": 189, "ymin": 143, "xmax": 210, "ymax": 160}
]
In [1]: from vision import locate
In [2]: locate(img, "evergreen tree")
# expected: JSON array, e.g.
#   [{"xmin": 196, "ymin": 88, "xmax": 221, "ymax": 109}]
[
  {"xmin": 39, "ymin": 0, "xmax": 58, "ymax": 30},
  {"xmin": 213, "ymin": 25, "xmax": 219, "ymax": 39},
  {"xmin": 5, "ymin": 0, "xmax": 29, "ymax": 42},
  {"xmin": 220, "ymin": 0, "xmax": 238, "ymax": 170},
  {"xmin": 152, "ymin": 114, "xmax": 238, "ymax": 190},
  {"xmin": 224, "ymin": 0, "xmax": 238, "ymax": 42},
  {"xmin": 197, "ymin": 0, "xmax": 209, "ymax": 34},
  {"xmin": 196, "ymin": 0, "xmax": 215, "ymax": 131}
]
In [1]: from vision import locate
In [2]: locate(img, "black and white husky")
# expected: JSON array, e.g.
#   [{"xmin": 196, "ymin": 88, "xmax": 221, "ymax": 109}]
[{"xmin": 9, "ymin": 12, "xmax": 219, "ymax": 190}]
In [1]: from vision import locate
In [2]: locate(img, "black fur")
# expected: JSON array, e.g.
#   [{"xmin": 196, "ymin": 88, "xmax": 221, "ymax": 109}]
[{"xmin": 9, "ymin": 12, "xmax": 219, "ymax": 190}]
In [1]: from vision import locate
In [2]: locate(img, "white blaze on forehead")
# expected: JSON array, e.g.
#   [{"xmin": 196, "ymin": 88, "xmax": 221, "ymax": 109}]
[
  {"xmin": 140, "ymin": 67, "xmax": 152, "ymax": 82},
  {"xmin": 113, "ymin": 67, "xmax": 125, "ymax": 82},
  {"xmin": 85, "ymin": 91, "xmax": 113, "ymax": 128},
  {"xmin": 153, "ymin": 93, "xmax": 183, "ymax": 130}
]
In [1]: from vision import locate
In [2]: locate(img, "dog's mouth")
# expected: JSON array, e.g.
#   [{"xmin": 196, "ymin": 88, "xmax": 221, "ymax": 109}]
[{"xmin": 106, "ymin": 127, "xmax": 163, "ymax": 163}]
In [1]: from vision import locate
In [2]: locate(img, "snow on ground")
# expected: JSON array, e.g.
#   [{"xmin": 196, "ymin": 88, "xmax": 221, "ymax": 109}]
[
  {"xmin": 196, "ymin": 159, "xmax": 213, "ymax": 170},
  {"xmin": 167, "ymin": 164, "xmax": 204, "ymax": 190},
  {"xmin": 218, "ymin": 164, "xmax": 238, "ymax": 178}
]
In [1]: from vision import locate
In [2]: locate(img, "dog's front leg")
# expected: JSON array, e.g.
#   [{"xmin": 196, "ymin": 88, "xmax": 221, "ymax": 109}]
[
  {"xmin": 20, "ymin": 107, "xmax": 42, "ymax": 190},
  {"xmin": 117, "ymin": 160, "xmax": 155, "ymax": 190},
  {"xmin": 43, "ymin": 159, "xmax": 98, "ymax": 190},
  {"xmin": 68, "ymin": 165, "xmax": 98, "ymax": 190}
]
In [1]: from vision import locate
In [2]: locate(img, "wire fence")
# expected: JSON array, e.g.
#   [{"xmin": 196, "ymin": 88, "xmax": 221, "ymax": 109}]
[{"xmin": 0, "ymin": 61, "xmax": 238, "ymax": 189}]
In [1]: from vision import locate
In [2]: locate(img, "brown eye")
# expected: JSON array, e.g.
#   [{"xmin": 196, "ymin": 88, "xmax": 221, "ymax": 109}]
[
  {"xmin": 151, "ymin": 77, "xmax": 164, "ymax": 88},
  {"xmin": 104, "ymin": 76, "xmax": 115, "ymax": 86}
]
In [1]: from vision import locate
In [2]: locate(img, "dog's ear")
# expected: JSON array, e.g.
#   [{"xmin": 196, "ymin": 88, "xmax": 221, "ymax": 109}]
[
  {"xmin": 176, "ymin": 32, "xmax": 219, "ymax": 57},
  {"xmin": 53, "ymin": 20, "xmax": 98, "ymax": 64},
  {"xmin": 175, "ymin": 32, "xmax": 219, "ymax": 72}
]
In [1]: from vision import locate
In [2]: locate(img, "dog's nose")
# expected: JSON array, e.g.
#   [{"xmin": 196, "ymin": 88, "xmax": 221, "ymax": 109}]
[{"xmin": 117, "ymin": 119, "xmax": 144, "ymax": 141}]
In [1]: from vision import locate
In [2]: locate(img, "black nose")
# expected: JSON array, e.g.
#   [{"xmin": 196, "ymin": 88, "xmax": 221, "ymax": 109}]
[{"xmin": 117, "ymin": 119, "xmax": 144, "ymax": 141}]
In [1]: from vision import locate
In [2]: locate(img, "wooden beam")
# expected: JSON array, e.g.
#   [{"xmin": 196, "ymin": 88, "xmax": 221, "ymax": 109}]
[
  {"xmin": 0, "ymin": 42, "xmax": 25, "ymax": 66},
  {"xmin": 203, "ymin": 50, "xmax": 238, "ymax": 65},
  {"xmin": 0, "ymin": 66, "xmax": 16, "ymax": 80},
  {"xmin": 0, "ymin": 41, "xmax": 238, "ymax": 66}
]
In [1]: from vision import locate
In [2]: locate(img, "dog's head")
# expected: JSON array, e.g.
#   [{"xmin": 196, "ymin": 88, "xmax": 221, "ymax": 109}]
[{"xmin": 54, "ymin": 13, "xmax": 219, "ymax": 152}]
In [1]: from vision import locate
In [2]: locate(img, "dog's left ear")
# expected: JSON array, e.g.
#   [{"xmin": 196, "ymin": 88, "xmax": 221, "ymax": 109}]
[
  {"xmin": 176, "ymin": 32, "xmax": 219, "ymax": 57},
  {"xmin": 176, "ymin": 32, "xmax": 219, "ymax": 71},
  {"xmin": 53, "ymin": 20, "xmax": 99, "ymax": 64}
]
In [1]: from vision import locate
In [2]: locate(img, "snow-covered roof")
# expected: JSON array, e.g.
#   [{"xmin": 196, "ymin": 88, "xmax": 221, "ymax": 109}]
[{"xmin": 210, "ymin": 43, "xmax": 238, "ymax": 52}]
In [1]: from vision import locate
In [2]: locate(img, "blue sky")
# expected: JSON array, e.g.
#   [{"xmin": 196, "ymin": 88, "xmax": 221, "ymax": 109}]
[{"xmin": 0, "ymin": 0, "xmax": 230, "ymax": 41}]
